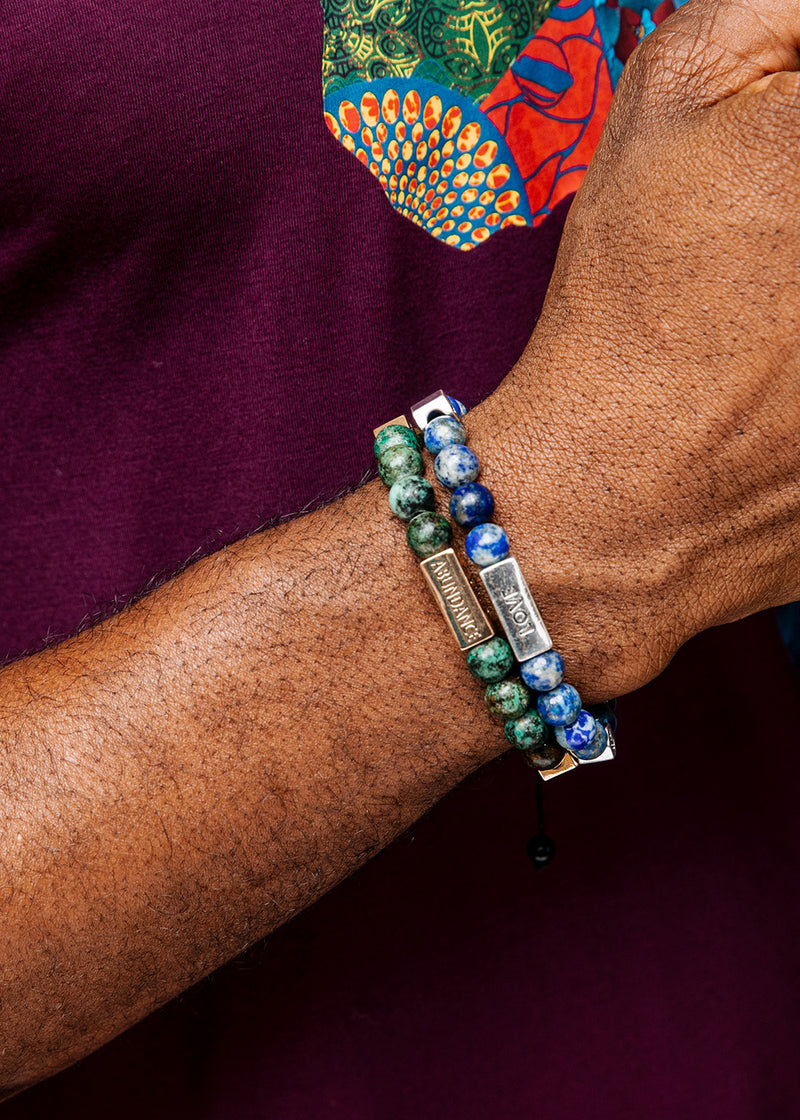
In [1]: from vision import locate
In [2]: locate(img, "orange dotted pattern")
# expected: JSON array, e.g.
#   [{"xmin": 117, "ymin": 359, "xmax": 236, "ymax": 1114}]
[{"xmin": 324, "ymin": 81, "xmax": 531, "ymax": 251}]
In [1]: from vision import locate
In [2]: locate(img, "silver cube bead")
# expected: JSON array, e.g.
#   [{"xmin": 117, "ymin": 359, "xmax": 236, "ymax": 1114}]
[{"xmin": 410, "ymin": 391, "xmax": 458, "ymax": 431}]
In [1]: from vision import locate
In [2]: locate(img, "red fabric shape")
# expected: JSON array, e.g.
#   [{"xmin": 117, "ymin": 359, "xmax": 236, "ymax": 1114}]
[{"xmin": 480, "ymin": 6, "xmax": 613, "ymax": 224}]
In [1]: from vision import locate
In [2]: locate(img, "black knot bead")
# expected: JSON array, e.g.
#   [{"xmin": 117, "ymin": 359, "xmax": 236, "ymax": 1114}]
[{"xmin": 527, "ymin": 833, "xmax": 556, "ymax": 869}]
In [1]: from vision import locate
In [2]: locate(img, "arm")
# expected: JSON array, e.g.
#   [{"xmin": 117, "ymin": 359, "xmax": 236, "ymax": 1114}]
[
  {"xmin": 0, "ymin": 470, "xmax": 525, "ymax": 1094},
  {"xmin": 4, "ymin": 0, "xmax": 800, "ymax": 1095}
]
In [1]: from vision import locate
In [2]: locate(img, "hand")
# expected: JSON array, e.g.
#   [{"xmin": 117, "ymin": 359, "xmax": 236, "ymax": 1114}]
[{"xmin": 469, "ymin": 0, "xmax": 800, "ymax": 701}]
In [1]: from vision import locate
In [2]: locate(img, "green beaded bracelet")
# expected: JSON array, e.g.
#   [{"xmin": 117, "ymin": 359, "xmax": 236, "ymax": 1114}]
[{"xmin": 372, "ymin": 391, "xmax": 618, "ymax": 865}]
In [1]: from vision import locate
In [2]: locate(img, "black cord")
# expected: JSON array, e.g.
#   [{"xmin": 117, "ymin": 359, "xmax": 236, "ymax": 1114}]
[{"xmin": 526, "ymin": 775, "xmax": 555, "ymax": 869}]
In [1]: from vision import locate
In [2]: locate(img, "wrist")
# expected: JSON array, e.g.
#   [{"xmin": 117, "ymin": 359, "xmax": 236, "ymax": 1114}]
[{"xmin": 465, "ymin": 330, "xmax": 692, "ymax": 702}]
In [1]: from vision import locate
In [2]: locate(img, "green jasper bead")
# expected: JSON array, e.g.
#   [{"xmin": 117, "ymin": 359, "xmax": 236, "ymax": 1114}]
[
  {"xmin": 466, "ymin": 636, "xmax": 514, "ymax": 683},
  {"xmin": 485, "ymin": 678, "xmax": 530, "ymax": 721},
  {"xmin": 388, "ymin": 475, "xmax": 435, "ymax": 521},
  {"xmin": 406, "ymin": 511, "xmax": 452, "ymax": 558},
  {"xmin": 374, "ymin": 423, "xmax": 419, "ymax": 460},
  {"xmin": 504, "ymin": 710, "xmax": 547, "ymax": 753},
  {"xmin": 520, "ymin": 738, "xmax": 566, "ymax": 773},
  {"xmin": 378, "ymin": 444, "xmax": 424, "ymax": 486}
]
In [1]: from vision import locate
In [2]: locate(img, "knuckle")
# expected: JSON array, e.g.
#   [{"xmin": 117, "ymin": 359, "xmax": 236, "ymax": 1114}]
[
  {"xmin": 617, "ymin": 22, "xmax": 719, "ymax": 117},
  {"xmin": 611, "ymin": 39, "xmax": 677, "ymax": 126},
  {"xmin": 625, "ymin": 27, "xmax": 690, "ymax": 87},
  {"xmin": 720, "ymin": 74, "xmax": 800, "ymax": 190},
  {"xmin": 754, "ymin": 70, "xmax": 800, "ymax": 114}
]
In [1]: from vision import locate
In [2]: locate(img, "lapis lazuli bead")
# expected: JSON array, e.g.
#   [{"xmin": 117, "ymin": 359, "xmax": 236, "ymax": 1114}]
[
  {"xmin": 465, "ymin": 523, "xmax": 509, "ymax": 567},
  {"xmin": 434, "ymin": 444, "xmax": 480, "ymax": 489},
  {"xmin": 449, "ymin": 482, "xmax": 494, "ymax": 529},
  {"xmin": 447, "ymin": 396, "xmax": 468, "ymax": 418},
  {"xmin": 424, "ymin": 415, "xmax": 466, "ymax": 454},
  {"xmin": 554, "ymin": 710, "xmax": 597, "ymax": 753},
  {"xmin": 537, "ymin": 683, "xmax": 581, "ymax": 727},
  {"xmin": 588, "ymin": 702, "xmax": 617, "ymax": 734},
  {"xmin": 520, "ymin": 650, "xmax": 564, "ymax": 692},
  {"xmin": 570, "ymin": 722, "xmax": 608, "ymax": 761}
]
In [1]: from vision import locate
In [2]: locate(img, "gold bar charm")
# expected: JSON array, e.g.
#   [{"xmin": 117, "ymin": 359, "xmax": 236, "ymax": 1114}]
[
  {"xmin": 420, "ymin": 548, "xmax": 494, "ymax": 651},
  {"xmin": 539, "ymin": 752, "xmax": 579, "ymax": 781}
]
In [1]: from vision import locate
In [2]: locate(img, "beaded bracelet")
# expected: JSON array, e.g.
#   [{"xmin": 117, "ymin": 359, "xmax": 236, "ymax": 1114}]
[{"xmin": 373, "ymin": 390, "xmax": 617, "ymax": 790}]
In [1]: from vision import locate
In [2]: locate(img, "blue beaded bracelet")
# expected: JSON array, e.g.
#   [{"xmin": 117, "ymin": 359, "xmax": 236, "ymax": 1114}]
[
  {"xmin": 414, "ymin": 390, "xmax": 617, "ymax": 778},
  {"xmin": 373, "ymin": 390, "xmax": 617, "ymax": 787}
]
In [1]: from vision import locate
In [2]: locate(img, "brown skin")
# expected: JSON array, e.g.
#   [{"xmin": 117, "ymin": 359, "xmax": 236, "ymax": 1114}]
[
  {"xmin": 477, "ymin": 0, "xmax": 800, "ymax": 691},
  {"xmin": 2, "ymin": 0, "xmax": 800, "ymax": 1096}
]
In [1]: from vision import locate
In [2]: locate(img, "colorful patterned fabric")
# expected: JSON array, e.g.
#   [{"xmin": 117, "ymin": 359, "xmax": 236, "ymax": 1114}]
[{"xmin": 321, "ymin": 0, "xmax": 686, "ymax": 248}]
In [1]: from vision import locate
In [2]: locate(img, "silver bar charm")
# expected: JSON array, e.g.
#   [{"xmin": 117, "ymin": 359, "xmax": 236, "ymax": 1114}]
[
  {"xmin": 479, "ymin": 556, "xmax": 552, "ymax": 662},
  {"xmin": 420, "ymin": 548, "xmax": 494, "ymax": 651}
]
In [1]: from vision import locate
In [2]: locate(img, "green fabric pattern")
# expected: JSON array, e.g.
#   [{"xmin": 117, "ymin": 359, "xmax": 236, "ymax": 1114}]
[{"xmin": 321, "ymin": 0, "xmax": 559, "ymax": 99}]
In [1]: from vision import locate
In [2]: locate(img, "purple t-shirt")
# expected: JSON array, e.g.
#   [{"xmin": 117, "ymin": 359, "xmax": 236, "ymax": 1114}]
[{"xmin": 2, "ymin": 3, "xmax": 800, "ymax": 1117}]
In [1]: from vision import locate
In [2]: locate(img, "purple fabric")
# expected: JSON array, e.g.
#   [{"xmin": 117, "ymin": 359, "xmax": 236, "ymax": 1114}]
[
  {"xmin": 0, "ymin": 0, "xmax": 559, "ymax": 664},
  {"xmin": 2, "ymin": 3, "xmax": 800, "ymax": 1117}
]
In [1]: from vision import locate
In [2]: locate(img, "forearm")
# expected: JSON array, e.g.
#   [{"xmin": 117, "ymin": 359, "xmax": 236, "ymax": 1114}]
[
  {"xmin": 3, "ymin": 302, "xmax": 796, "ymax": 1097},
  {"xmin": 0, "ymin": 444, "xmax": 541, "ymax": 1093},
  {"xmin": 1, "ymin": 308, "xmax": 786, "ymax": 1094}
]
